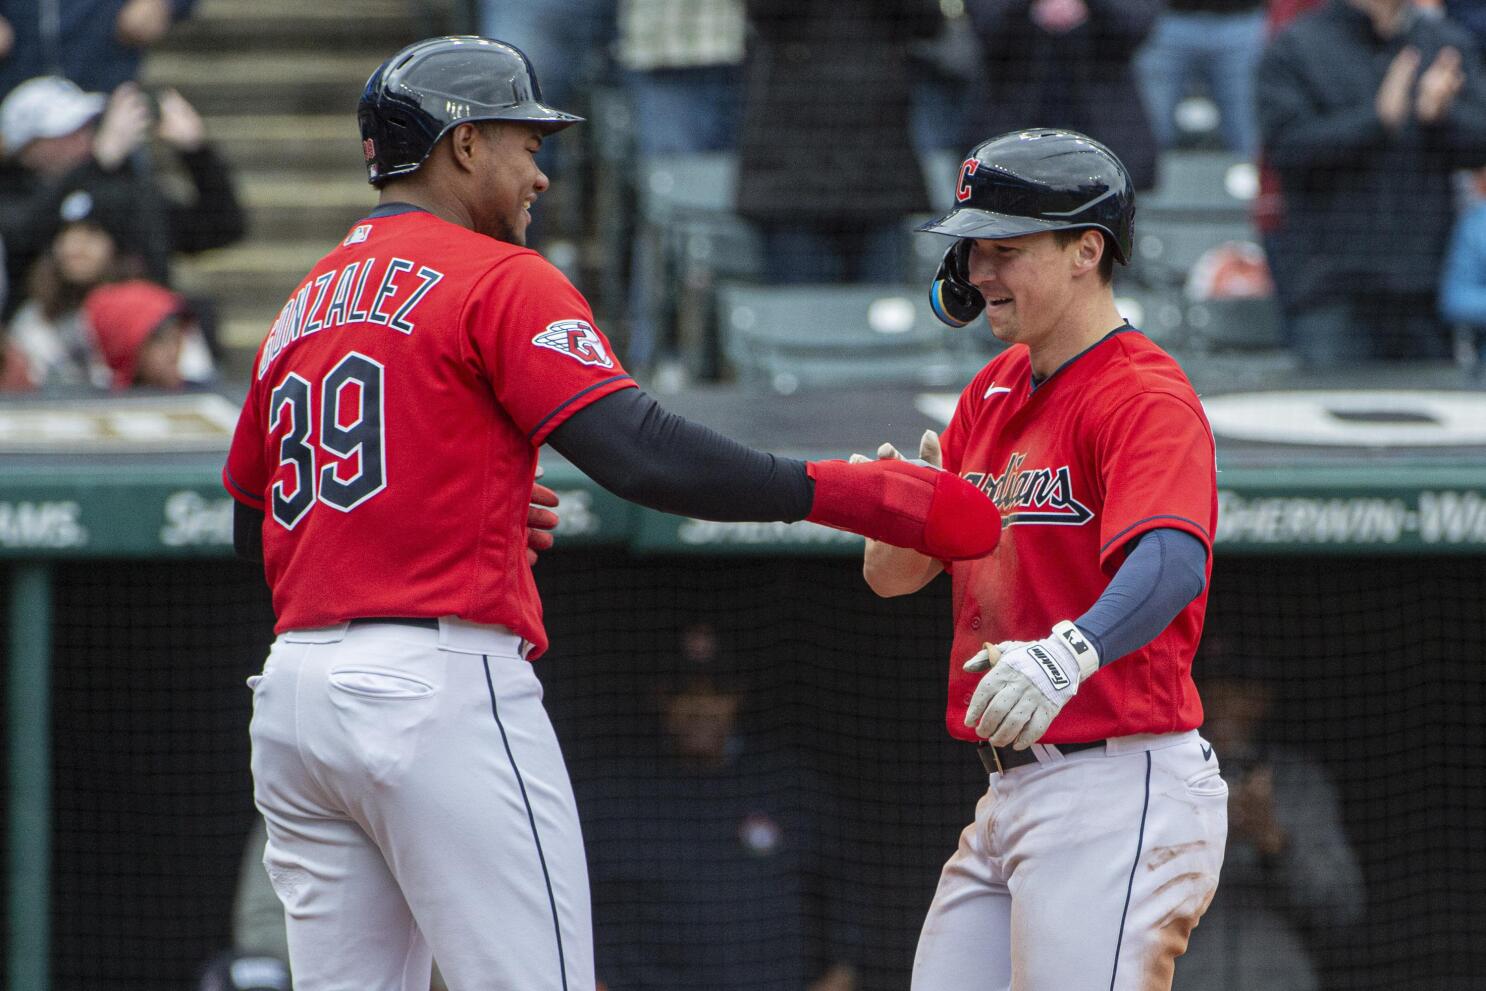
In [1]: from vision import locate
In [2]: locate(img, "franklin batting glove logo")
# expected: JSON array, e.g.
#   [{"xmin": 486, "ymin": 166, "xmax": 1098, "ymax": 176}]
[
  {"xmin": 1028, "ymin": 645, "xmax": 1070, "ymax": 690},
  {"xmin": 532, "ymin": 320, "xmax": 614, "ymax": 369}
]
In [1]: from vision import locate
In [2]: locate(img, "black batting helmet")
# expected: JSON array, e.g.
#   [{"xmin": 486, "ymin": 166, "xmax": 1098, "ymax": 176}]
[
  {"xmin": 357, "ymin": 36, "xmax": 584, "ymax": 186},
  {"xmin": 918, "ymin": 129, "xmax": 1135, "ymax": 264}
]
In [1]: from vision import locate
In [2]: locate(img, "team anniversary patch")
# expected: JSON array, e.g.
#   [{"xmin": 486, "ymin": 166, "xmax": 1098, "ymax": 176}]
[{"xmin": 964, "ymin": 452, "xmax": 1093, "ymax": 526}]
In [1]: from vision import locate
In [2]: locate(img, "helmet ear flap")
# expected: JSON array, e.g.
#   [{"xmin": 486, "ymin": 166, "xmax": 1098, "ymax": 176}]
[
  {"xmin": 929, "ymin": 240, "xmax": 984, "ymax": 328},
  {"xmin": 947, "ymin": 238, "xmax": 972, "ymax": 282}
]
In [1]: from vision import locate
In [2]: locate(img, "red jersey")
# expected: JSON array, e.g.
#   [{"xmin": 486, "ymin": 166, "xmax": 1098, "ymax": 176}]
[
  {"xmin": 939, "ymin": 330, "xmax": 1217, "ymax": 743},
  {"xmin": 223, "ymin": 208, "xmax": 636, "ymax": 656}
]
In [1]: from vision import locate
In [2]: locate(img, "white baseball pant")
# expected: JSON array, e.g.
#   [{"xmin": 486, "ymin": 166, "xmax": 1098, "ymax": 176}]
[
  {"xmin": 911, "ymin": 730, "xmax": 1228, "ymax": 991},
  {"xmin": 247, "ymin": 618, "xmax": 593, "ymax": 991}
]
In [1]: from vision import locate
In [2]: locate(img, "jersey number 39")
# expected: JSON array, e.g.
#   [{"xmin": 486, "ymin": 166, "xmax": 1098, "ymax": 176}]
[{"xmin": 269, "ymin": 352, "xmax": 386, "ymax": 529}]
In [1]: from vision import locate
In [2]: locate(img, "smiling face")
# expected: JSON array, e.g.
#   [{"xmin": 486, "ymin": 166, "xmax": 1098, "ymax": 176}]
[
  {"xmin": 469, "ymin": 121, "xmax": 549, "ymax": 246},
  {"xmin": 965, "ymin": 231, "xmax": 1091, "ymax": 349}
]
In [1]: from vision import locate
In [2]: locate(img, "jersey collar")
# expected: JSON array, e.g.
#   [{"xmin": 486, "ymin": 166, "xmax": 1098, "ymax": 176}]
[
  {"xmin": 363, "ymin": 202, "xmax": 429, "ymax": 220},
  {"xmin": 1029, "ymin": 322, "xmax": 1134, "ymax": 393}
]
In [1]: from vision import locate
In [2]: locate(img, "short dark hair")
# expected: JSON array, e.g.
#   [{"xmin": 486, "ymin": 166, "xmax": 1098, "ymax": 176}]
[{"xmin": 1054, "ymin": 227, "xmax": 1115, "ymax": 284}]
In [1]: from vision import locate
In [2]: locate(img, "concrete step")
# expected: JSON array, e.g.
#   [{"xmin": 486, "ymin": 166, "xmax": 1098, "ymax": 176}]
[
  {"xmin": 165, "ymin": 2, "xmax": 419, "ymax": 54},
  {"xmin": 141, "ymin": 52, "xmax": 374, "ymax": 116},
  {"xmin": 235, "ymin": 173, "xmax": 375, "ymax": 241},
  {"xmin": 176, "ymin": 241, "xmax": 331, "ymax": 314},
  {"xmin": 203, "ymin": 114, "xmax": 365, "ymax": 173},
  {"xmin": 219, "ymin": 312, "xmax": 281, "ymax": 353},
  {"xmin": 244, "ymin": 200, "xmax": 371, "ymax": 244},
  {"xmin": 193, "ymin": 0, "xmax": 410, "ymax": 18}
]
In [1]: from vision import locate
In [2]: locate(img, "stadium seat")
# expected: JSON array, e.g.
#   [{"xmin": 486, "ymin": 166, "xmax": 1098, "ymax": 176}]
[
  {"xmin": 1132, "ymin": 216, "xmax": 1258, "ymax": 289},
  {"xmin": 630, "ymin": 153, "xmax": 764, "ymax": 377},
  {"xmin": 1184, "ymin": 296, "xmax": 1287, "ymax": 352},
  {"xmin": 1114, "ymin": 286, "xmax": 1188, "ymax": 348},
  {"xmin": 717, "ymin": 284, "xmax": 968, "ymax": 393},
  {"xmin": 637, "ymin": 153, "xmax": 739, "ymax": 216},
  {"xmin": 1144, "ymin": 150, "xmax": 1256, "ymax": 220}
]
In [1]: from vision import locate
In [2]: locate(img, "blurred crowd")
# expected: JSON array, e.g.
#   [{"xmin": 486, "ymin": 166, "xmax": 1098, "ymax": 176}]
[
  {"xmin": 0, "ymin": 0, "xmax": 244, "ymax": 393},
  {"xmin": 4, "ymin": 0, "xmax": 1486, "ymax": 393},
  {"xmin": 486, "ymin": 0, "xmax": 1486, "ymax": 379}
]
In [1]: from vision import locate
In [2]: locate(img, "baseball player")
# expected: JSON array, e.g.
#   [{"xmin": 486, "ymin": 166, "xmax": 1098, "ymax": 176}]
[
  {"xmin": 221, "ymin": 37, "xmax": 1001, "ymax": 991},
  {"xmin": 861, "ymin": 129, "xmax": 1228, "ymax": 990}
]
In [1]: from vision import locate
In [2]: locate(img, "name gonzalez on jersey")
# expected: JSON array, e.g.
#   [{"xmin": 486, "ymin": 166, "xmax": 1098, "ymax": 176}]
[
  {"xmin": 964, "ymin": 452, "xmax": 1093, "ymax": 527},
  {"xmin": 257, "ymin": 254, "xmax": 444, "ymax": 379}
]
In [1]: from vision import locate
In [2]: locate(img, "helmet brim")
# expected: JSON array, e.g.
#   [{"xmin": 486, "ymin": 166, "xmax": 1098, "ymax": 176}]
[
  {"xmin": 916, "ymin": 207, "xmax": 1069, "ymax": 241},
  {"xmin": 916, "ymin": 207, "xmax": 1129, "ymax": 264},
  {"xmin": 493, "ymin": 104, "xmax": 585, "ymax": 135}
]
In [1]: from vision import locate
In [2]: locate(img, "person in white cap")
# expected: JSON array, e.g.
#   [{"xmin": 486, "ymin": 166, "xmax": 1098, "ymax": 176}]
[{"xmin": 0, "ymin": 75, "xmax": 243, "ymax": 319}]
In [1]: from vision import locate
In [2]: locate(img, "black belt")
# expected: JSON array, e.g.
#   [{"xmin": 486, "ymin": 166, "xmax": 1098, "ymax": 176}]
[
  {"xmin": 978, "ymin": 738, "xmax": 1106, "ymax": 774},
  {"xmin": 351, "ymin": 617, "xmax": 440, "ymax": 630}
]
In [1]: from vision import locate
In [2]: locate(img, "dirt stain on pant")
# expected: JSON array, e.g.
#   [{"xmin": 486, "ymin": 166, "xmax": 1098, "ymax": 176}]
[
  {"xmin": 1144, "ymin": 840, "xmax": 1207, "ymax": 871},
  {"xmin": 1142, "ymin": 872, "xmax": 1217, "ymax": 990}
]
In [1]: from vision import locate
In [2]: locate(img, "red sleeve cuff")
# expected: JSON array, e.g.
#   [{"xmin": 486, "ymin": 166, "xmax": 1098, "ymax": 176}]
[
  {"xmin": 527, "ymin": 376, "xmax": 637, "ymax": 446},
  {"xmin": 1098, "ymin": 514, "xmax": 1211, "ymax": 573},
  {"xmin": 222, "ymin": 467, "xmax": 265, "ymax": 509}
]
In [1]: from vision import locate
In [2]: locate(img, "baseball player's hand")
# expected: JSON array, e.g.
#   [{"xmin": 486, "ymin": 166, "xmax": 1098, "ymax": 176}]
[
  {"xmin": 963, "ymin": 621, "xmax": 1100, "ymax": 748},
  {"xmin": 848, "ymin": 429, "xmax": 942, "ymax": 469},
  {"xmin": 856, "ymin": 431, "xmax": 950, "ymax": 595},
  {"xmin": 526, "ymin": 470, "xmax": 559, "ymax": 567}
]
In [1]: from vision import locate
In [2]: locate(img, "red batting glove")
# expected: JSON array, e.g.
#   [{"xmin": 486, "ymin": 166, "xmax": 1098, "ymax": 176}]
[
  {"xmin": 526, "ymin": 481, "xmax": 560, "ymax": 566},
  {"xmin": 805, "ymin": 458, "xmax": 1001, "ymax": 561}
]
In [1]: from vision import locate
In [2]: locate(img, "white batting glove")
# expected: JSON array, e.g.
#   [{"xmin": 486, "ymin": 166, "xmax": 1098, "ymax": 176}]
[{"xmin": 963, "ymin": 621, "xmax": 1100, "ymax": 749}]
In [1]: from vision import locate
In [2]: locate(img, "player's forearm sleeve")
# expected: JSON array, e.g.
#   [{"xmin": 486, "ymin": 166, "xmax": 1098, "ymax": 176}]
[
  {"xmin": 546, "ymin": 388, "xmax": 813, "ymax": 522},
  {"xmin": 233, "ymin": 501, "xmax": 264, "ymax": 563},
  {"xmin": 1075, "ymin": 528, "xmax": 1207, "ymax": 666}
]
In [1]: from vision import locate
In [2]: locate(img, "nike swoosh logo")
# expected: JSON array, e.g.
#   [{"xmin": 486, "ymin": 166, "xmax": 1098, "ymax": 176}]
[
  {"xmin": 1200, "ymin": 744, "xmax": 1213, "ymax": 761},
  {"xmin": 983, "ymin": 385, "xmax": 1011, "ymax": 399}
]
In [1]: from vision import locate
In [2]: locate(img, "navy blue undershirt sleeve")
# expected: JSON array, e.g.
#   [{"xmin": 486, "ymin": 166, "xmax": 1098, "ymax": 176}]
[
  {"xmin": 546, "ymin": 387, "xmax": 814, "ymax": 522},
  {"xmin": 1075, "ymin": 528, "xmax": 1208, "ymax": 666},
  {"xmin": 234, "ymin": 502, "xmax": 264, "ymax": 563}
]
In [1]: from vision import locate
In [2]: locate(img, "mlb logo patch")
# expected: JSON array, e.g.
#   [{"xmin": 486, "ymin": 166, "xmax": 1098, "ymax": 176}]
[
  {"xmin": 532, "ymin": 319, "xmax": 613, "ymax": 369},
  {"xmin": 343, "ymin": 224, "xmax": 372, "ymax": 246}
]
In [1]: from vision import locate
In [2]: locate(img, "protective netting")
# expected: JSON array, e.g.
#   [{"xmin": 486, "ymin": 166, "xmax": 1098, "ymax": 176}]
[{"xmin": 12, "ymin": 551, "xmax": 1485, "ymax": 990}]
